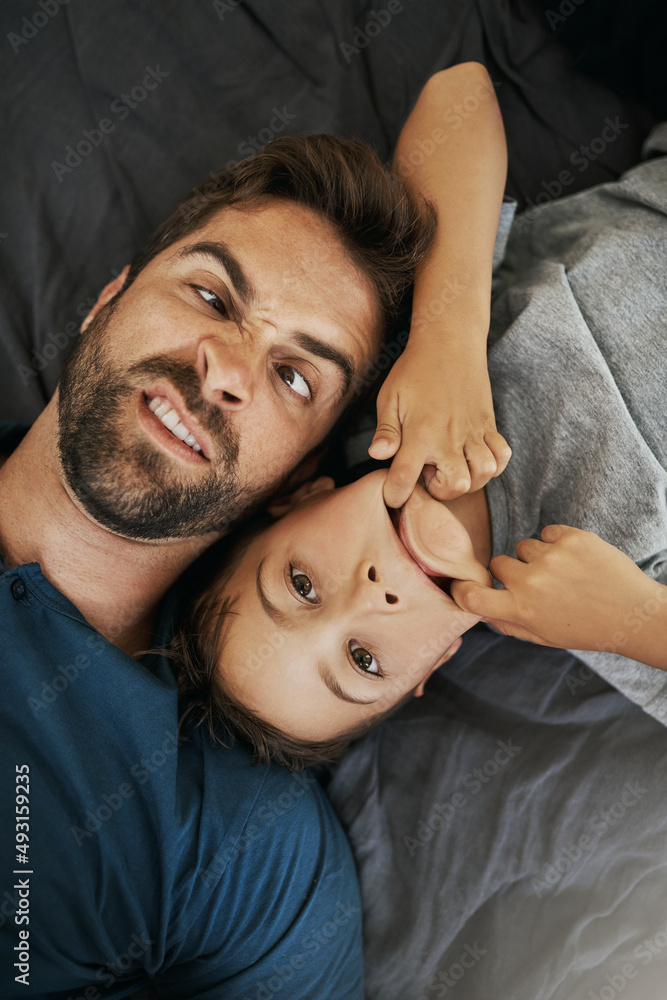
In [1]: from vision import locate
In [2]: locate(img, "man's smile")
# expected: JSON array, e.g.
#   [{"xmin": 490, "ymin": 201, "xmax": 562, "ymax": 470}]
[
  {"xmin": 148, "ymin": 395, "xmax": 204, "ymax": 453},
  {"xmin": 138, "ymin": 387, "xmax": 211, "ymax": 466}
]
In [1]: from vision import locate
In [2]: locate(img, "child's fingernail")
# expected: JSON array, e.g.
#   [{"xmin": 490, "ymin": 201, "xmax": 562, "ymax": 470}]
[{"xmin": 370, "ymin": 438, "xmax": 389, "ymax": 453}]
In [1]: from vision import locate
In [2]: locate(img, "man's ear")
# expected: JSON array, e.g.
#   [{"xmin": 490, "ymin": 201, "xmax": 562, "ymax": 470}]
[
  {"xmin": 80, "ymin": 265, "xmax": 130, "ymax": 332},
  {"xmin": 413, "ymin": 636, "xmax": 463, "ymax": 698},
  {"xmin": 266, "ymin": 476, "xmax": 335, "ymax": 519}
]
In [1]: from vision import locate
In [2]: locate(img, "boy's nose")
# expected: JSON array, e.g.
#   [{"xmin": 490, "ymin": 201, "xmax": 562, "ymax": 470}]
[
  {"xmin": 354, "ymin": 562, "xmax": 399, "ymax": 610},
  {"xmin": 200, "ymin": 336, "xmax": 254, "ymax": 411}
]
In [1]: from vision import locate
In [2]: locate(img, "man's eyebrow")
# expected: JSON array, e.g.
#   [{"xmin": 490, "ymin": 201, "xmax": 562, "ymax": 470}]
[
  {"xmin": 318, "ymin": 660, "xmax": 379, "ymax": 706},
  {"xmin": 256, "ymin": 558, "xmax": 294, "ymax": 631},
  {"xmin": 177, "ymin": 244, "xmax": 357, "ymax": 397},
  {"xmin": 293, "ymin": 332, "xmax": 356, "ymax": 399},
  {"xmin": 177, "ymin": 241, "xmax": 257, "ymax": 305}
]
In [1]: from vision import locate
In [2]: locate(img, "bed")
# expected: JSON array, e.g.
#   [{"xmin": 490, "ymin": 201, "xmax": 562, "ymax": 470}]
[{"xmin": 2, "ymin": 3, "xmax": 665, "ymax": 998}]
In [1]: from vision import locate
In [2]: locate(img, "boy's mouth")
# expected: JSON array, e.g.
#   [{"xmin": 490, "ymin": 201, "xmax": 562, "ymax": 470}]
[{"xmin": 388, "ymin": 506, "xmax": 452, "ymax": 596}]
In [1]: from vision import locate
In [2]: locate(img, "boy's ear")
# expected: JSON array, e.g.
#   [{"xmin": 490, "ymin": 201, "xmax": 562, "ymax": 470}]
[
  {"xmin": 81, "ymin": 265, "xmax": 130, "ymax": 332},
  {"xmin": 266, "ymin": 476, "xmax": 335, "ymax": 519},
  {"xmin": 413, "ymin": 636, "xmax": 463, "ymax": 697}
]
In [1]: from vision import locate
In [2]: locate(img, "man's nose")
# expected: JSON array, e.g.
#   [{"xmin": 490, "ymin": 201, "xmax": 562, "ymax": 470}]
[
  {"xmin": 353, "ymin": 562, "xmax": 400, "ymax": 612},
  {"xmin": 199, "ymin": 335, "xmax": 255, "ymax": 411}
]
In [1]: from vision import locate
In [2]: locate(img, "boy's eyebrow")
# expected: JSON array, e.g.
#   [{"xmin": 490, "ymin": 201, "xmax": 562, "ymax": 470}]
[
  {"xmin": 318, "ymin": 662, "xmax": 379, "ymax": 706},
  {"xmin": 256, "ymin": 559, "xmax": 294, "ymax": 631}
]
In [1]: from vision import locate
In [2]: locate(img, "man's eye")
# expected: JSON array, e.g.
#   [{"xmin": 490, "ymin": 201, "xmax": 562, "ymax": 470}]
[
  {"xmin": 277, "ymin": 364, "xmax": 311, "ymax": 400},
  {"xmin": 195, "ymin": 286, "xmax": 228, "ymax": 317},
  {"xmin": 349, "ymin": 642, "xmax": 382, "ymax": 677},
  {"xmin": 290, "ymin": 565, "xmax": 318, "ymax": 603}
]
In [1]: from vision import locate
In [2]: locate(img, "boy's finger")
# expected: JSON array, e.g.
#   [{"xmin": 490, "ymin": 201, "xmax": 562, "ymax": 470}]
[
  {"xmin": 485, "ymin": 430, "xmax": 512, "ymax": 476},
  {"xmin": 382, "ymin": 448, "xmax": 425, "ymax": 509},
  {"xmin": 541, "ymin": 523, "xmax": 565, "ymax": 543},
  {"xmin": 424, "ymin": 454, "xmax": 471, "ymax": 501},
  {"xmin": 514, "ymin": 537, "xmax": 549, "ymax": 562},
  {"xmin": 368, "ymin": 420, "xmax": 402, "ymax": 460},
  {"xmin": 464, "ymin": 439, "xmax": 499, "ymax": 492},
  {"xmin": 450, "ymin": 579, "xmax": 513, "ymax": 619}
]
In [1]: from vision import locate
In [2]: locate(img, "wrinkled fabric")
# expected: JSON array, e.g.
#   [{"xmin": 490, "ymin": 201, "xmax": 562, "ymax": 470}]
[{"xmin": 0, "ymin": 0, "xmax": 651, "ymax": 422}]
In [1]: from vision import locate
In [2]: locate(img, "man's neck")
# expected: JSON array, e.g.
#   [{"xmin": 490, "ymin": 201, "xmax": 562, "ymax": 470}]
[{"xmin": 0, "ymin": 403, "xmax": 217, "ymax": 655}]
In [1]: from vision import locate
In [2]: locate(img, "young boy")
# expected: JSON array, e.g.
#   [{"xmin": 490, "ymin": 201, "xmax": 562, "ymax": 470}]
[{"xmin": 172, "ymin": 135, "xmax": 667, "ymax": 770}]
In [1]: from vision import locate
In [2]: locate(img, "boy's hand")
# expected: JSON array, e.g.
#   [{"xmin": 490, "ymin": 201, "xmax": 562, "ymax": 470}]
[
  {"xmin": 450, "ymin": 524, "xmax": 659, "ymax": 652},
  {"xmin": 368, "ymin": 341, "xmax": 511, "ymax": 509}
]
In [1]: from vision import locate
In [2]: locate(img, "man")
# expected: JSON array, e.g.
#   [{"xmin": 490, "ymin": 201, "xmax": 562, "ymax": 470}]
[{"xmin": 0, "ymin": 135, "xmax": 434, "ymax": 997}]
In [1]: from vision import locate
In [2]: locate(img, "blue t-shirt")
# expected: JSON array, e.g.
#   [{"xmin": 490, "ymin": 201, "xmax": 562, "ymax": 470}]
[{"xmin": 0, "ymin": 424, "xmax": 363, "ymax": 999}]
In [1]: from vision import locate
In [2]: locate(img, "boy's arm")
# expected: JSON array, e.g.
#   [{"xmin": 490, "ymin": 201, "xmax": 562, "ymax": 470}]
[
  {"xmin": 451, "ymin": 524, "xmax": 667, "ymax": 670},
  {"xmin": 371, "ymin": 62, "xmax": 511, "ymax": 508}
]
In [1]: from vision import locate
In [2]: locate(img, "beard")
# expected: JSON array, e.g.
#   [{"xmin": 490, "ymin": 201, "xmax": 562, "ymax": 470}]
[{"xmin": 57, "ymin": 301, "xmax": 269, "ymax": 540}]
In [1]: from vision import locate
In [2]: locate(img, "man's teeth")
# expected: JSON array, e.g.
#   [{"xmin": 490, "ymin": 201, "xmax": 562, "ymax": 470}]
[{"xmin": 148, "ymin": 396, "xmax": 202, "ymax": 452}]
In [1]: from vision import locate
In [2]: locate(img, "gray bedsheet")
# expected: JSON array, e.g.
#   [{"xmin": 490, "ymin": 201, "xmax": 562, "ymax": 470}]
[{"xmin": 326, "ymin": 625, "xmax": 667, "ymax": 1000}]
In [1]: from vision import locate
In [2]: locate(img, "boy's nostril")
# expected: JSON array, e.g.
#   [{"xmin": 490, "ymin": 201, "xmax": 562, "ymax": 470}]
[
  {"xmin": 385, "ymin": 593, "xmax": 398, "ymax": 605},
  {"xmin": 368, "ymin": 566, "xmax": 377, "ymax": 581}
]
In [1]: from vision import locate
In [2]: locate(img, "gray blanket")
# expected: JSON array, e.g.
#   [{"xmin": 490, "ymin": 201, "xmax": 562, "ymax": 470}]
[
  {"xmin": 329, "ymin": 140, "xmax": 667, "ymax": 999},
  {"xmin": 326, "ymin": 625, "xmax": 667, "ymax": 1000},
  {"xmin": 486, "ymin": 132, "xmax": 667, "ymax": 726}
]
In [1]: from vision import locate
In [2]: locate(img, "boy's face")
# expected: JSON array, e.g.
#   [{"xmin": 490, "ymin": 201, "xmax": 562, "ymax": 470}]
[{"xmin": 215, "ymin": 471, "xmax": 485, "ymax": 740}]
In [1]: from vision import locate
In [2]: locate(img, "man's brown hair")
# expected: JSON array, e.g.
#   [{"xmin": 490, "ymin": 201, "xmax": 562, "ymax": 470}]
[{"xmin": 125, "ymin": 134, "xmax": 435, "ymax": 332}]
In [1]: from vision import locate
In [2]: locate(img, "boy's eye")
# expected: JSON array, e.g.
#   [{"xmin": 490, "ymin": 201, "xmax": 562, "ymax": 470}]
[
  {"xmin": 290, "ymin": 566, "xmax": 318, "ymax": 603},
  {"xmin": 349, "ymin": 642, "xmax": 381, "ymax": 677},
  {"xmin": 277, "ymin": 365, "xmax": 311, "ymax": 400}
]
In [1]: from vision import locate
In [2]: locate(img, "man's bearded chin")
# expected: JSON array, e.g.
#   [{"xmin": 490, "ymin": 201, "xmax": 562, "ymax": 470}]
[{"xmin": 56, "ymin": 303, "xmax": 267, "ymax": 540}]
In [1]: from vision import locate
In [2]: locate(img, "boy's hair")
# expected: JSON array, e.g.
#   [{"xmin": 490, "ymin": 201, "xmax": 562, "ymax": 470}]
[
  {"xmin": 168, "ymin": 527, "xmax": 411, "ymax": 771},
  {"xmin": 125, "ymin": 134, "xmax": 436, "ymax": 333}
]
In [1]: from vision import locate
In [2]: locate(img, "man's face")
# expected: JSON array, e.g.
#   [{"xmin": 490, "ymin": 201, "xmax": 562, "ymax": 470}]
[
  {"xmin": 215, "ymin": 471, "xmax": 482, "ymax": 741},
  {"xmin": 57, "ymin": 200, "xmax": 381, "ymax": 539}
]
